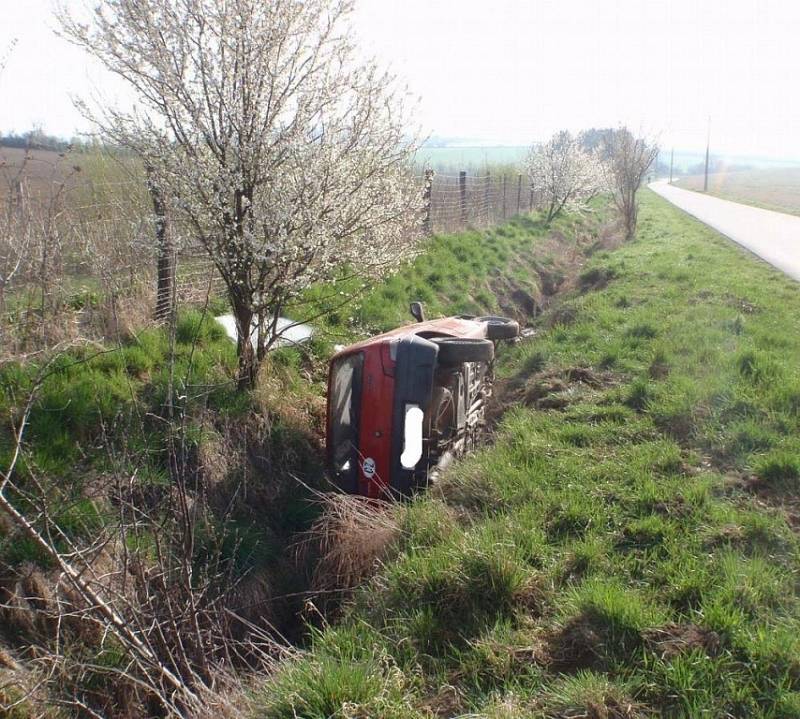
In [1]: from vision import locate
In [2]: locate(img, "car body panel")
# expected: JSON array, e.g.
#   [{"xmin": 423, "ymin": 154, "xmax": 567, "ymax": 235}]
[
  {"xmin": 326, "ymin": 315, "xmax": 495, "ymax": 498},
  {"xmin": 329, "ymin": 316, "xmax": 489, "ymax": 362}
]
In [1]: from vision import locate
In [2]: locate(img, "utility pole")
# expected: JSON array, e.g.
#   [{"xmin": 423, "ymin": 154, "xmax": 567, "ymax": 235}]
[
  {"xmin": 669, "ymin": 148, "xmax": 674, "ymax": 184},
  {"xmin": 703, "ymin": 116, "xmax": 711, "ymax": 192}
]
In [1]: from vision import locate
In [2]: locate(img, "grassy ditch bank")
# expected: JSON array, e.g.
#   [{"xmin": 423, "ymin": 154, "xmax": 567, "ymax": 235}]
[
  {"xmin": 0, "ymin": 207, "xmax": 610, "ymax": 714},
  {"xmin": 257, "ymin": 190, "xmax": 800, "ymax": 718}
]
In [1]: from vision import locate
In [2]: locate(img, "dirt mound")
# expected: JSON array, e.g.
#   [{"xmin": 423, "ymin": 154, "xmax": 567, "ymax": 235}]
[
  {"xmin": 489, "ymin": 365, "xmax": 618, "ymax": 426},
  {"xmin": 578, "ymin": 266, "xmax": 617, "ymax": 292},
  {"xmin": 550, "ymin": 697, "xmax": 647, "ymax": 719},
  {"xmin": 512, "ymin": 367, "xmax": 617, "ymax": 413},
  {"xmin": 642, "ymin": 623, "xmax": 720, "ymax": 660},
  {"xmin": 722, "ymin": 471, "xmax": 800, "ymax": 532},
  {"xmin": 546, "ymin": 303, "xmax": 579, "ymax": 328},
  {"xmin": 419, "ymin": 685, "xmax": 465, "ymax": 717},
  {"xmin": 490, "ymin": 274, "xmax": 543, "ymax": 323},
  {"xmin": 724, "ymin": 293, "xmax": 759, "ymax": 314},
  {"xmin": 546, "ymin": 613, "xmax": 606, "ymax": 671}
]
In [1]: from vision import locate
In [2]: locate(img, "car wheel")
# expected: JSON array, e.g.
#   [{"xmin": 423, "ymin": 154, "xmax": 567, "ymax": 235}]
[
  {"xmin": 477, "ymin": 315, "xmax": 520, "ymax": 340},
  {"xmin": 432, "ymin": 337, "xmax": 494, "ymax": 364}
]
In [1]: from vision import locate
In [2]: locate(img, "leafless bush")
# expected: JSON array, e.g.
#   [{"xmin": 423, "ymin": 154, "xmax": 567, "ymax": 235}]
[
  {"xmin": 0, "ymin": 147, "xmax": 161, "ymax": 357},
  {"xmin": 0, "ymin": 150, "xmax": 76, "ymax": 350},
  {"xmin": 601, "ymin": 128, "xmax": 658, "ymax": 240},
  {"xmin": 0, "ymin": 351, "xmax": 287, "ymax": 717}
]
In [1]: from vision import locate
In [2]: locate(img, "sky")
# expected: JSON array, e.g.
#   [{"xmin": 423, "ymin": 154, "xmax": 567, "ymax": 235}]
[{"xmin": 1, "ymin": 0, "xmax": 800, "ymax": 159}]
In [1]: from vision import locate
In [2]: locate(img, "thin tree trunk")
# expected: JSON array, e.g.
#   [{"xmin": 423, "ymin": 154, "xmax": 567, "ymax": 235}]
[{"xmin": 232, "ymin": 294, "xmax": 256, "ymax": 390}]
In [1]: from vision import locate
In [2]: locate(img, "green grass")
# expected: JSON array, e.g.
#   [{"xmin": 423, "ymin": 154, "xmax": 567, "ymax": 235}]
[
  {"xmin": 0, "ymin": 307, "xmax": 246, "ymax": 563},
  {"xmin": 0, "ymin": 205, "xmax": 579, "ymax": 652},
  {"xmin": 290, "ymin": 208, "xmax": 595, "ymax": 350},
  {"xmin": 256, "ymin": 191, "xmax": 800, "ymax": 718}
]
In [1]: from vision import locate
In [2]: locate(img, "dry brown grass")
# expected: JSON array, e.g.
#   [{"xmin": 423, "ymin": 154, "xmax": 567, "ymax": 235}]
[
  {"xmin": 254, "ymin": 360, "xmax": 327, "ymax": 437},
  {"xmin": 642, "ymin": 623, "xmax": 721, "ymax": 660},
  {"xmin": 95, "ymin": 286, "xmax": 156, "ymax": 342},
  {"xmin": 550, "ymin": 697, "xmax": 647, "ymax": 719},
  {"xmin": 302, "ymin": 493, "xmax": 401, "ymax": 593}
]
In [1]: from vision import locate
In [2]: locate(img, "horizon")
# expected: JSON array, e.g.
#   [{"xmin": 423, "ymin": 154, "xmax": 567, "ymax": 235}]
[
  {"xmin": 3, "ymin": 0, "xmax": 800, "ymax": 162},
  {"xmin": 4, "ymin": 128, "xmax": 800, "ymax": 174}
]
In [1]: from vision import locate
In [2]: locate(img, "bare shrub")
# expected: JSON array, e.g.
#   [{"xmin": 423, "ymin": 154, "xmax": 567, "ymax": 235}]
[
  {"xmin": 0, "ymin": 146, "xmax": 155, "ymax": 357},
  {"xmin": 303, "ymin": 494, "xmax": 401, "ymax": 593},
  {"xmin": 0, "ymin": 353, "xmax": 283, "ymax": 716},
  {"xmin": 601, "ymin": 128, "xmax": 659, "ymax": 240}
]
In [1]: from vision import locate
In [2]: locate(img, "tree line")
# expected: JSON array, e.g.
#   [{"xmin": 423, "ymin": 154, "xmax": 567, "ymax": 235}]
[{"xmin": 524, "ymin": 127, "xmax": 658, "ymax": 239}]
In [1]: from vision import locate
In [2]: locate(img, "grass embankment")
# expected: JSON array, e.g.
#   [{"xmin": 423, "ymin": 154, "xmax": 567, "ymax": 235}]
[
  {"xmin": 257, "ymin": 191, "xmax": 800, "ymax": 718},
  {"xmin": 0, "ymin": 208, "xmax": 599, "ymax": 713},
  {"xmin": 0, "ymin": 207, "xmax": 587, "ymax": 575}
]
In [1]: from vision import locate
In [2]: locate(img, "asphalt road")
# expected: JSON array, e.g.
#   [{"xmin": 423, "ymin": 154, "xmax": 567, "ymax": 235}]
[{"xmin": 649, "ymin": 180, "xmax": 800, "ymax": 281}]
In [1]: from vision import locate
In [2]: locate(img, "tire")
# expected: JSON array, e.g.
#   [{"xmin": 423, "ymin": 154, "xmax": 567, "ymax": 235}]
[
  {"xmin": 432, "ymin": 337, "xmax": 494, "ymax": 364},
  {"xmin": 477, "ymin": 315, "xmax": 520, "ymax": 340}
]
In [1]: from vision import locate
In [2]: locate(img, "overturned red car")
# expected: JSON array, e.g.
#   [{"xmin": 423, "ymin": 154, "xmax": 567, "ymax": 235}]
[{"xmin": 326, "ymin": 303, "xmax": 519, "ymax": 498}]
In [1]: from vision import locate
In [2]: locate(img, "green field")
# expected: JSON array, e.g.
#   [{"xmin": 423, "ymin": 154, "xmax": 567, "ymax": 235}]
[
  {"xmin": 415, "ymin": 145, "xmax": 528, "ymax": 172},
  {"xmin": 676, "ymin": 167, "xmax": 800, "ymax": 216},
  {"xmin": 258, "ymin": 191, "xmax": 800, "ymax": 718}
]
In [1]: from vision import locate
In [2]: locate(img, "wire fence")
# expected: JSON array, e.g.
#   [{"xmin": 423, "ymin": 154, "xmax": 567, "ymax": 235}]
[
  {"xmin": 1, "ymin": 157, "xmax": 533, "ymax": 357},
  {"xmin": 426, "ymin": 171, "xmax": 535, "ymax": 233}
]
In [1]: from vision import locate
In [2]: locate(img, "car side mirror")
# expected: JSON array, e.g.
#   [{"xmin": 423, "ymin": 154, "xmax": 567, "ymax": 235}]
[{"xmin": 410, "ymin": 301, "xmax": 425, "ymax": 323}]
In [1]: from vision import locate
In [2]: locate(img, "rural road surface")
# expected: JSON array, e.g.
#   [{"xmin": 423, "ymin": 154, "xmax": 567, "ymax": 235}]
[{"xmin": 649, "ymin": 180, "xmax": 800, "ymax": 282}]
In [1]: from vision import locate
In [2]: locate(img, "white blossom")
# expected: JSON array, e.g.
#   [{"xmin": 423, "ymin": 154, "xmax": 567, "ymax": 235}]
[
  {"xmin": 524, "ymin": 131, "xmax": 604, "ymax": 223},
  {"xmin": 60, "ymin": 0, "xmax": 423, "ymax": 387}
]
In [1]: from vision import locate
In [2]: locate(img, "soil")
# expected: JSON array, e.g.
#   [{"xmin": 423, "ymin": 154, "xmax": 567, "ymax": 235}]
[
  {"xmin": 489, "ymin": 366, "xmax": 618, "ymax": 425},
  {"xmin": 642, "ymin": 622, "xmax": 721, "ymax": 660},
  {"xmin": 723, "ymin": 472, "xmax": 800, "ymax": 532}
]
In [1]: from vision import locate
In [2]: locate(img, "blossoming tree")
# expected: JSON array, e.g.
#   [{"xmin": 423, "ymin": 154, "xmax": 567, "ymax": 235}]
[
  {"xmin": 524, "ymin": 130, "xmax": 604, "ymax": 223},
  {"xmin": 61, "ymin": 0, "xmax": 422, "ymax": 388}
]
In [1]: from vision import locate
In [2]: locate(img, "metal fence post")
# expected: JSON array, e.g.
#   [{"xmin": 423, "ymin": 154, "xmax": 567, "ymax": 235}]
[
  {"xmin": 147, "ymin": 168, "xmax": 174, "ymax": 322},
  {"xmin": 516, "ymin": 174, "xmax": 522, "ymax": 215},
  {"xmin": 459, "ymin": 171, "xmax": 467, "ymax": 226},
  {"xmin": 502, "ymin": 175, "xmax": 507, "ymax": 220},
  {"xmin": 422, "ymin": 168, "xmax": 434, "ymax": 235},
  {"xmin": 484, "ymin": 171, "xmax": 491, "ymax": 226}
]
